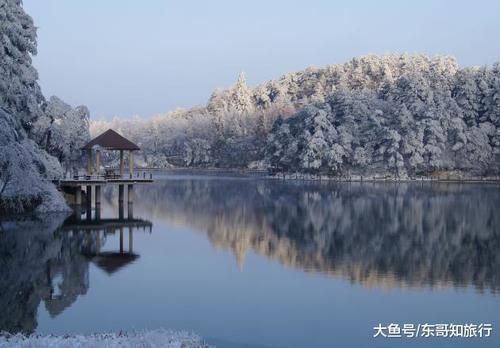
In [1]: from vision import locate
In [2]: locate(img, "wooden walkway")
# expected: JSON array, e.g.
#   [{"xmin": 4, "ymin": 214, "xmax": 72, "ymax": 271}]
[
  {"xmin": 55, "ymin": 173, "xmax": 153, "ymax": 187},
  {"xmin": 55, "ymin": 172, "xmax": 154, "ymax": 208}
]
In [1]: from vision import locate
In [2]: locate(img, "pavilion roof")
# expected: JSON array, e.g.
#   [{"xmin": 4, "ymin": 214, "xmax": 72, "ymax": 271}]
[{"xmin": 82, "ymin": 129, "xmax": 140, "ymax": 151}]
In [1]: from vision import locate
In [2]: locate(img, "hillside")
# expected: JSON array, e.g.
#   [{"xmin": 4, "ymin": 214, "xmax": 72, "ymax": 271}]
[{"xmin": 92, "ymin": 55, "xmax": 500, "ymax": 177}]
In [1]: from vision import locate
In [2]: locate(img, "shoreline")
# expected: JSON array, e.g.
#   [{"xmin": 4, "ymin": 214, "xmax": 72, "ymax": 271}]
[{"xmin": 133, "ymin": 167, "xmax": 500, "ymax": 184}]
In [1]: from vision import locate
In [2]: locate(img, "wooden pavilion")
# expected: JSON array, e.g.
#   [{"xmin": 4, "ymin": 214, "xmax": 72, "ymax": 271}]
[
  {"xmin": 57, "ymin": 129, "xmax": 153, "ymax": 212},
  {"xmin": 82, "ymin": 129, "xmax": 140, "ymax": 178}
]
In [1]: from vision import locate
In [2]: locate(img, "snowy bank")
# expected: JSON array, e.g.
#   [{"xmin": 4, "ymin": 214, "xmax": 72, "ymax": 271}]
[{"xmin": 0, "ymin": 330, "xmax": 213, "ymax": 348}]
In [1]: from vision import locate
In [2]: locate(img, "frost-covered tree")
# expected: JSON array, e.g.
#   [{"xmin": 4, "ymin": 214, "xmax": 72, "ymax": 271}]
[
  {"xmin": 0, "ymin": 0, "xmax": 87, "ymax": 214},
  {"xmin": 0, "ymin": 0, "xmax": 44, "ymax": 131},
  {"xmin": 264, "ymin": 56, "xmax": 499, "ymax": 177},
  {"xmin": 92, "ymin": 54, "xmax": 500, "ymax": 175},
  {"xmin": 231, "ymin": 72, "xmax": 254, "ymax": 114},
  {"xmin": 34, "ymin": 96, "xmax": 91, "ymax": 166},
  {"xmin": 0, "ymin": 108, "xmax": 67, "ymax": 213}
]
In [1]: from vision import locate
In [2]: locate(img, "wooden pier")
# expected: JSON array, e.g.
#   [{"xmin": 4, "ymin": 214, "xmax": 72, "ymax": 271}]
[{"xmin": 57, "ymin": 173, "xmax": 153, "ymax": 210}]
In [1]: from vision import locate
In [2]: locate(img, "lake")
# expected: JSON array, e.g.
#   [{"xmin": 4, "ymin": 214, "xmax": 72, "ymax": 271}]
[{"xmin": 1, "ymin": 176, "xmax": 499, "ymax": 348}]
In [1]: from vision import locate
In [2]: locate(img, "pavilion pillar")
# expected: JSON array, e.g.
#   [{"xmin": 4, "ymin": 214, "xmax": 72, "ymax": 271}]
[
  {"xmin": 129, "ymin": 150, "xmax": 134, "ymax": 178},
  {"xmin": 87, "ymin": 149, "xmax": 92, "ymax": 176},
  {"xmin": 119, "ymin": 150, "xmax": 124, "ymax": 178},
  {"xmin": 95, "ymin": 149, "xmax": 101, "ymax": 176}
]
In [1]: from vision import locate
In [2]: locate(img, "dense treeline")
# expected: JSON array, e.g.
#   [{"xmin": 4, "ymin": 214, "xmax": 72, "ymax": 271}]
[{"xmin": 92, "ymin": 55, "xmax": 500, "ymax": 176}]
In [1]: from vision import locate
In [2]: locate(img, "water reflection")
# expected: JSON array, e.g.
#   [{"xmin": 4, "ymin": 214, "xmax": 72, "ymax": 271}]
[
  {"xmin": 133, "ymin": 179, "xmax": 500, "ymax": 292},
  {"xmin": 0, "ymin": 213, "xmax": 152, "ymax": 334},
  {"xmin": 1, "ymin": 178, "xmax": 499, "ymax": 338}
]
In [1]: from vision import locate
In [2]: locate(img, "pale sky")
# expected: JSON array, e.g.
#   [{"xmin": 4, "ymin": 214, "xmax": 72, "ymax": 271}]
[{"xmin": 24, "ymin": 0, "xmax": 500, "ymax": 120}]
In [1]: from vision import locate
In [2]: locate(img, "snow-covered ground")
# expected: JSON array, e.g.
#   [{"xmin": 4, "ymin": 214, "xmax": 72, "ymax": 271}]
[{"xmin": 0, "ymin": 330, "xmax": 213, "ymax": 348}]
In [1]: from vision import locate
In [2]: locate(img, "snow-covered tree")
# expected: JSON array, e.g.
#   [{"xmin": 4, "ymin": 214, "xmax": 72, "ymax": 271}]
[
  {"xmin": 0, "ymin": 0, "xmax": 87, "ymax": 214},
  {"xmin": 231, "ymin": 72, "xmax": 254, "ymax": 114},
  {"xmin": 0, "ymin": 0, "xmax": 44, "ymax": 131},
  {"xmin": 92, "ymin": 54, "xmax": 499, "ymax": 176},
  {"xmin": 34, "ymin": 96, "xmax": 91, "ymax": 166}
]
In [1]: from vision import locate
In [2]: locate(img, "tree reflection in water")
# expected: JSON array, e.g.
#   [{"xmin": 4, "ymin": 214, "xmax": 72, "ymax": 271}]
[
  {"xmin": 0, "ymin": 212, "xmax": 152, "ymax": 334},
  {"xmin": 1, "ymin": 178, "xmax": 498, "ymax": 336},
  {"xmin": 133, "ymin": 179, "xmax": 500, "ymax": 292}
]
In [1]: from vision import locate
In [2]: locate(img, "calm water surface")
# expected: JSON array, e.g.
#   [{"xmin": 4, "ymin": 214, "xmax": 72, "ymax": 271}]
[{"xmin": 1, "ymin": 176, "xmax": 499, "ymax": 348}]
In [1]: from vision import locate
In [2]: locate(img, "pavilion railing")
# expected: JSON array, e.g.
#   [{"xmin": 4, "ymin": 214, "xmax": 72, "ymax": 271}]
[{"xmin": 59, "ymin": 171, "xmax": 153, "ymax": 182}]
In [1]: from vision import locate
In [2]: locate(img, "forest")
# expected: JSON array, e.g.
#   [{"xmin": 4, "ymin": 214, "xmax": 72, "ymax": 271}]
[
  {"xmin": 93, "ymin": 55, "xmax": 500, "ymax": 178},
  {"xmin": 1, "ymin": 0, "xmax": 499, "ymax": 214}
]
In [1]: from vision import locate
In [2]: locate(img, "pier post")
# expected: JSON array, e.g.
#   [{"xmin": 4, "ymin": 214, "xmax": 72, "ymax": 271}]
[
  {"xmin": 119, "ymin": 184, "xmax": 124, "ymax": 204},
  {"xmin": 86, "ymin": 185, "xmax": 92, "ymax": 220},
  {"xmin": 75, "ymin": 186, "xmax": 82, "ymax": 206},
  {"xmin": 95, "ymin": 185, "xmax": 101, "ymax": 206},
  {"xmin": 86, "ymin": 185, "xmax": 92, "ymax": 205},
  {"xmin": 118, "ymin": 184, "xmax": 124, "ymax": 219},
  {"xmin": 95, "ymin": 185, "xmax": 101, "ymax": 220},
  {"xmin": 128, "ymin": 202, "xmax": 134, "ymax": 220},
  {"xmin": 127, "ymin": 184, "xmax": 134, "ymax": 219},
  {"xmin": 127, "ymin": 184, "xmax": 134, "ymax": 205}
]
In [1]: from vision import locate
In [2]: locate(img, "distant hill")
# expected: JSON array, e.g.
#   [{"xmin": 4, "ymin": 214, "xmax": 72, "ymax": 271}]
[{"xmin": 92, "ymin": 54, "xmax": 499, "ymax": 177}]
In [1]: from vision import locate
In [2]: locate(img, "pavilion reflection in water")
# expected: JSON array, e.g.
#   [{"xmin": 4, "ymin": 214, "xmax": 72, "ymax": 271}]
[
  {"xmin": 46, "ymin": 212, "xmax": 153, "ymax": 317},
  {"xmin": 63, "ymin": 208, "xmax": 152, "ymax": 275},
  {"xmin": 0, "ymin": 209, "xmax": 152, "ymax": 334}
]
